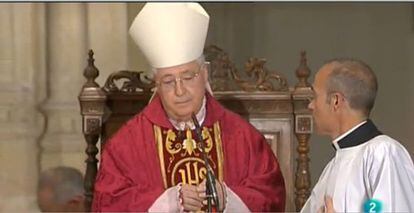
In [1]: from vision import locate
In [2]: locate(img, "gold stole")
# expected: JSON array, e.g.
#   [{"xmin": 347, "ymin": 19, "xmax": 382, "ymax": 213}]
[{"xmin": 154, "ymin": 122, "xmax": 224, "ymax": 188}]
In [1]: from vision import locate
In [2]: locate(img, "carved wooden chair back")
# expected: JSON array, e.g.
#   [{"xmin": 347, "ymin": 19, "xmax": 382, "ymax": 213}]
[{"xmin": 79, "ymin": 45, "xmax": 314, "ymax": 212}]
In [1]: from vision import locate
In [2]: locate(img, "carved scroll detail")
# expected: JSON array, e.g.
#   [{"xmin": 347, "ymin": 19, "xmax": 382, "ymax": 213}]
[
  {"xmin": 103, "ymin": 70, "xmax": 155, "ymax": 93},
  {"xmin": 204, "ymin": 45, "xmax": 236, "ymax": 91},
  {"xmin": 204, "ymin": 45, "xmax": 288, "ymax": 92},
  {"xmin": 234, "ymin": 57, "xmax": 288, "ymax": 91}
]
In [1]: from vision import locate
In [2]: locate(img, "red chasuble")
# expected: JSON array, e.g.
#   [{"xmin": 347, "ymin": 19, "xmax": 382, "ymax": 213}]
[{"xmin": 92, "ymin": 93, "xmax": 286, "ymax": 212}]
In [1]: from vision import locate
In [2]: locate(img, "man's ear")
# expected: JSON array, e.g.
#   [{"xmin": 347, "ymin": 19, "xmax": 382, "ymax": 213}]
[
  {"xmin": 332, "ymin": 92, "xmax": 346, "ymax": 111},
  {"xmin": 334, "ymin": 93, "xmax": 339, "ymax": 106}
]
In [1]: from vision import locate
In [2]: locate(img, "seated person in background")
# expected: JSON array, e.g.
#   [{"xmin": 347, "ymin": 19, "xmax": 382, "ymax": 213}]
[
  {"xmin": 37, "ymin": 166, "xmax": 85, "ymax": 212},
  {"xmin": 301, "ymin": 58, "xmax": 414, "ymax": 212},
  {"xmin": 92, "ymin": 2, "xmax": 285, "ymax": 212}
]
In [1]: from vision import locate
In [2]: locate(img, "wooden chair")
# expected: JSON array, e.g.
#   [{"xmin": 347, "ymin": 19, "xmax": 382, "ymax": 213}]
[{"xmin": 78, "ymin": 45, "xmax": 313, "ymax": 212}]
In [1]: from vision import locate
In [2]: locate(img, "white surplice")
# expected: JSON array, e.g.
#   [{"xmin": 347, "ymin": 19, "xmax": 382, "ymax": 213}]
[{"xmin": 302, "ymin": 122, "xmax": 414, "ymax": 212}]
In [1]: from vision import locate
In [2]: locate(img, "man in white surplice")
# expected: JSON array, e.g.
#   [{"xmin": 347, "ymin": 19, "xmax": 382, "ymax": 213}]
[{"xmin": 301, "ymin": 58, "xmax": 414, "ymax": 212}]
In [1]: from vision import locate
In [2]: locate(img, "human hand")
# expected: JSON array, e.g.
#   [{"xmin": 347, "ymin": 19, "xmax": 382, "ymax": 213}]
[
  {"xmin": 180, "ymin": 183, "xmax": 204, "ymax": 211},
  {"xmin": 317, "ymin": 196, "xmax": 335, "ymax": 213},
  {"xmin": 197, "ymin": 179, "xmax": 226, "ymax": 211}
]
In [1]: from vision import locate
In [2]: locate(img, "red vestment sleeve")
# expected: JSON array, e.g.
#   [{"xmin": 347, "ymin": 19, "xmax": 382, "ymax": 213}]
[
  {"xmin": 221, "ymin": 112, "xmax": 286, "ymax": 212},
  {"xmin": 92, "ymin": 117, "xmax": 165, "ymax": 212}
]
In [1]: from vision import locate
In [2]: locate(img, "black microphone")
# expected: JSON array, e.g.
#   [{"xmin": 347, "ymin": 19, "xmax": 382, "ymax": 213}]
[{"xmin": 191, "ymin": 113, "xmax": 220, "ymax": 212}]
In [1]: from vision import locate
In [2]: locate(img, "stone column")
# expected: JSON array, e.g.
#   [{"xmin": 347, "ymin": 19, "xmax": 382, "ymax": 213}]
[
  {"xmin": 40, "ymin": 3, "xmax": 87, "ymax": 171},
  {"xmin": 86, "ymin": 3, "xmax": 129, "ymax": 85},
  {"xmin": 0, "ymin": 3, "xmax": 46, "ymax": 212}
]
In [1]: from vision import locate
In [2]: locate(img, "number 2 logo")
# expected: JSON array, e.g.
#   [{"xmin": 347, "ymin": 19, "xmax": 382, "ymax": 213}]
[
  {"xmin": 363, "ymin": 199, "xmax": 382, "ymax": 213},
  {"xmin": 369, "ymin": 202, "xmax": 376, "ymax": 213}
]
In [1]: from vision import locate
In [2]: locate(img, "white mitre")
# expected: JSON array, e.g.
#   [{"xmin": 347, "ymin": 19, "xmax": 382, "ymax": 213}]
[{"xmin": 129, "ymin": 2, "xmax": 210, "ymax": 69}]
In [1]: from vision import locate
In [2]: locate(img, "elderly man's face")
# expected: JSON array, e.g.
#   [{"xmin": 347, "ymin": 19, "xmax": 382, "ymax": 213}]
[{"xmin": 155, "ymin": 60, "xmax": 208, "ymax": 122}]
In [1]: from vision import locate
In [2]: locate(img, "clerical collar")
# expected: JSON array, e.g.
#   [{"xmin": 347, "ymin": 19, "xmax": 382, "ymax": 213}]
[
  {"xmin": 168, "ymin": 96, "xmax": 206, "ymax": 131},
  {"xmin": 333, "ymin": 120, "xmax": 367, "ymax": 144},
  {"xmin": 332, "ymin": 119, "xmax": 382, "ymax": 150}
]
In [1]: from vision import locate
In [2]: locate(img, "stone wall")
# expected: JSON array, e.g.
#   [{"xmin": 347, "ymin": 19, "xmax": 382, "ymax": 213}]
[{"xmin": 0, "ymin": 3, "xmax": 146, "ymax": 211}]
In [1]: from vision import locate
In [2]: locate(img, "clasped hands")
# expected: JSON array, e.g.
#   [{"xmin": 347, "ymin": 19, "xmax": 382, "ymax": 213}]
[{"xmin": 180, "ymin": 179, "xmax": 226, "ymax": 212}]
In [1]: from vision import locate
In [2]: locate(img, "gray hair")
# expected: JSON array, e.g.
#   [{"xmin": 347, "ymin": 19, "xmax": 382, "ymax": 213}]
[
  {"xmin": 151, "ymin": 54, "xmax": 206, "ymax": 76},
  {"xmin": 324, "ymin": 58, "xmax": 378, "ymax": 116},
  {"xmin": 38, "ymin": 166, "xmax": 84, "ymax": 204}
]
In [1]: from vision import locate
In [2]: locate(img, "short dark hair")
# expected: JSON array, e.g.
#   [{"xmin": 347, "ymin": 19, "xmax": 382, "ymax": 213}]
[
  {"xmin": 324, "ymin": 58, "xmax": 378, "ymax": 116},
  {"xmin": 38, "ymin": 166, "xmax": 84, "ymax": 204}
]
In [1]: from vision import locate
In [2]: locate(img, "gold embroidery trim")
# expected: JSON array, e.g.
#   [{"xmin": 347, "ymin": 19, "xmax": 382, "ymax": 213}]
[
  {"xmin": 155, "ymin": 122, "xmax": 224, "ymax": 187},
  {"xmin": 171, "ymin": 157, "xmax": 205, "ymax": 186},
  {"xmin": 154, "ymin": 125, "xmax": 168, "ymax": 189},
  {"xmin": 214, "ymin": 122, "xmax": 224, "ymax": 182}
]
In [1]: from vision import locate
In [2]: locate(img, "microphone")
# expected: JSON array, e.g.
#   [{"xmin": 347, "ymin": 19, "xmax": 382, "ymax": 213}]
[{"xmin": 191, "ymin": 113, "xmax": 220, "ymax": 212}]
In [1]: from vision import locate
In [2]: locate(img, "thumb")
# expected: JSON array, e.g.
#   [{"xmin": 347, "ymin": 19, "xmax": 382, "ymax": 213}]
[{"xmin": 197, "ymin": 179, "xmax": 207, "ymax": 192}]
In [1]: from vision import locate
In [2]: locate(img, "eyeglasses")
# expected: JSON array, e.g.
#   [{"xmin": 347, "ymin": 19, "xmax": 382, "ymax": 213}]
[{"xmin": 156, "ymin": 65, "xmax": 202, "ymax": 91}]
